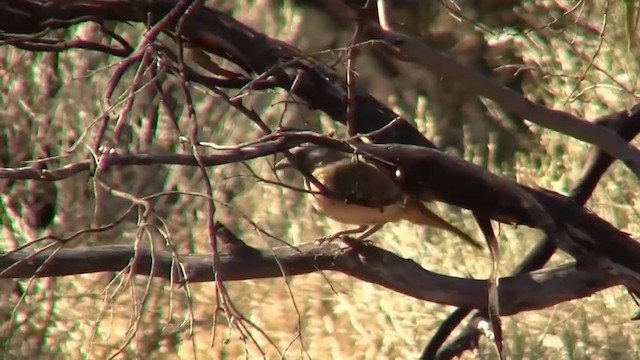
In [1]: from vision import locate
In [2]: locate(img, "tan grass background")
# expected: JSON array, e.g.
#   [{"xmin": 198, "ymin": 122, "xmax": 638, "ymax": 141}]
[{"xmin": 1, "ymin": 0, "xmax": 640, "ymax": 359}]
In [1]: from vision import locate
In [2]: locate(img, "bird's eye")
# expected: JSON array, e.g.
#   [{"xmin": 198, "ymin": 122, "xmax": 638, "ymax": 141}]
[{"xmin": 395, "ymin": 168, "xmax": 405, "ymax": 181}]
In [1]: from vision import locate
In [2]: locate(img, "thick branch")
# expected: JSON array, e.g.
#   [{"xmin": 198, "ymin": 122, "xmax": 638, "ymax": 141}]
[
  {"xmin": 3, "ymin": 0, "xmax": 636, "ymax": 264},
  {"xmin": 426, "ymin": 104, "xmax": 640, "ymax": 359},
  {"xmin": 365, "ymin": 9, "xmax": 640, "ymax": 178},
  {"xmin": 2, "ymin": 0, "xmax": 640, "ymax": 331},
  {"xmin": 0, "ymin": 240, "xmax": 617, "ymax": 316},
  {"xmin": 3, "ymin": 130, "xmax": 640, "ymax": 290},
  {"xmin": 350, "ymin": 142, "xmax": 640, "ymax": 292},
  {"xmin": 3, "ymin": 1, "xmax": 638, "ymax": 274},
  {"xmin": 0, "ymin": 0, "xmax": 436, "ymax": 148}
]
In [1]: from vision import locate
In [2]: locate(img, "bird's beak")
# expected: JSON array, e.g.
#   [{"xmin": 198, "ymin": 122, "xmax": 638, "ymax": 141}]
[{"xmin": 274, "ymin": 157, "xmax": 294, "ymax": 171}]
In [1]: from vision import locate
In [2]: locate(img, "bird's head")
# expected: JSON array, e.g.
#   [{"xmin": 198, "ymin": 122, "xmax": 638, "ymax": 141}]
[{"xmin": 274, "ymin": 144, "xmax": 351, "ymax": 173}]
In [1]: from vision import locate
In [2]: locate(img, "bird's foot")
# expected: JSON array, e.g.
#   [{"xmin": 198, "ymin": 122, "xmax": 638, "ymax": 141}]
[
  {"xmin": 315, "ymin": 226, "xmax": 374, "ymax": 245},
  {"xmin": 315, "ymin": 234, "xmax": 375, "ymax": 247},
  {"xmin": 315, "ymin": 234, "xmax": 340, "ymax": 244}
]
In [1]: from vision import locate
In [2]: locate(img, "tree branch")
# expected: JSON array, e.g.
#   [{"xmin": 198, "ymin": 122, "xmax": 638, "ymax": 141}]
[
  {"xmin": 425, "ymin": 103, "xmax": 640, "ymax": 359},
  {"xmin": 2, "ymin": 1, "xmax": 640, "ymax": 352},
  {"xmin": 0, "ymin": 233, "xmax": 618, "ymax": 316},
  {"xmin": 368, "ymin": 3, "xmax": 640, "ymax": 179},
  {"xmin": 3, "ymin": 129, "xmax": 640, "ymax": 293}
]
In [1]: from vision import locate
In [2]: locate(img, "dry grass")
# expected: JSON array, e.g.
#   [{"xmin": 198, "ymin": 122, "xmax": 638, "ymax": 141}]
[{"xmin": 1, "ymin": 0, "xmax": 640, "ymax": 359}]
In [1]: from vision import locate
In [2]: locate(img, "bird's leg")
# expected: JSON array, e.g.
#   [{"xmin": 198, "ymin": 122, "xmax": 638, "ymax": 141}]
[
  {"xmin": 316, "ymin": 225, "xmax": 368, "ymax": 243},
  {"xmin": 316, "ymin": 225, "xmax": 368, "ymax": 244},
  {"xmin": 316, "ymin": 224, "xmax": 384, "ymax": 244},
  {"xmin": 353, "ymin": 224, "xmax": 384, "ymax": 242}
]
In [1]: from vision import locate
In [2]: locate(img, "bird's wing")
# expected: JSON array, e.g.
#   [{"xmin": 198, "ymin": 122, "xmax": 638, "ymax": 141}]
[{"xmin": 310, "ymin": 159, "xmax": 404, "ymax": 209}]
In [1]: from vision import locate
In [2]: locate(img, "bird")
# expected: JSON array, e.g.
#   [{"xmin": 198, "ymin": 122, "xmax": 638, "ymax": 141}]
[{"xmin": 274, "ymin": 143, "xmax": 482, "ymax": 249}]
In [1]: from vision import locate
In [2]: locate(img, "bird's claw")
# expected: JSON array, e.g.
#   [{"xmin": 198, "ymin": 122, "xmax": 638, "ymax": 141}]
[
  {"xmin": 315, "ymin": 234, "xmax": 374, "ymax": 247},
  {"xmin": 315, "ymin": 234, "xmax": 339, "ymax": 244}
]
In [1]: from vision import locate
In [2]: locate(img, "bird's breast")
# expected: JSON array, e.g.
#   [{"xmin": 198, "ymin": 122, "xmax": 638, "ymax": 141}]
[{"xmin": 306, "ymin": 182, "xmax": 405, "ymax": 225}]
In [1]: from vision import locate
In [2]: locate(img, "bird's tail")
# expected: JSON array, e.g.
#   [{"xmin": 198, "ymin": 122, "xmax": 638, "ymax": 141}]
[{"xmin": 402, "ymin": 198, "xmax": 483, "ymax": 250}]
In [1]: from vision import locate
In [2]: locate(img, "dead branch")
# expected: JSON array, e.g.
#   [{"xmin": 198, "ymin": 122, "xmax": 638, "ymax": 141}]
[
  {"xmin": 2, "ymin": 1, "xmax": 640, "ymax": 356},
  {"xmin": 0, "ymin": 136, "xmax": 305, "ymax": 180},
  {"xmin": 425, "ymin": 104, "xmax": 640, "ymax": 359},
  {"xmin": 0, "ymin": 227, "xmax": 618, "ymax": 316},
  {"xmin": 3, "ymin": 122, "xmax": 640, "ymax": 302},
  {"xmin": 367, "ymin": 1, "xmax": 640, "ymax": 179},
  {"xmin": 2, "ymin": 0, "xmax": 640, "ymax": 294},
  {"xmin": 352, "ymin": 141, "xmax": 640, "ymax": 292}
]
